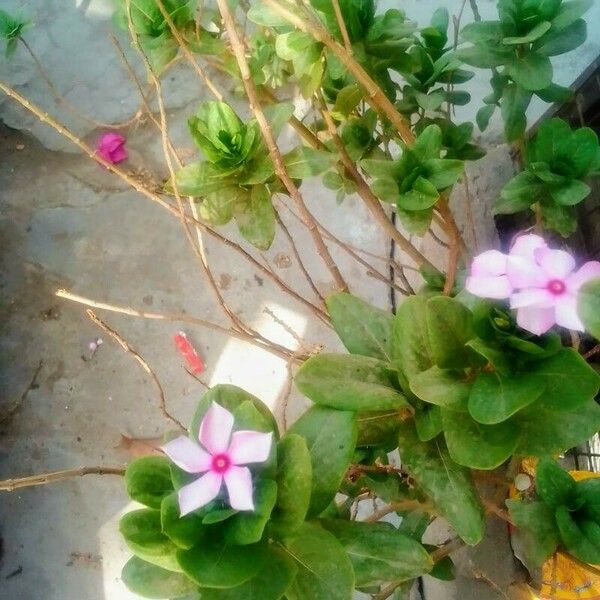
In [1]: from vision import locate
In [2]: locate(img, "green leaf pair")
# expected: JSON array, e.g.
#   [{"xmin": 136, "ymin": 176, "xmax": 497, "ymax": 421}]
[
  {"xmin": 496, "ymin": 118, "xmax": 600, "ymax": 235},
  {"xmin": 0, "ymin": 9, "xmax": 30, "ymax": 58},
  {"xmin": 508, "ymin": 459, "xmax": 600, "ymax": 567},
  {"xmin": 362, "ymin": 125, "xmax": 464, "ymax": 234}
]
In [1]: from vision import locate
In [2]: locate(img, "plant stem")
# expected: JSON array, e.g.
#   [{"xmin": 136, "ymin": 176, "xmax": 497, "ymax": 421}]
[
  {"xmin": 331, "ymin": 0, "xmax": 353, "ymax": 54},
  {"xmin": 216, "ymin": 0, "xmax": 349, "ymax": 292},
  {"xmin": 363, "ymin": 500, "xmax": 433, "ymax": 523},
  {"xmin": 0, "ymin": 467, "xmax": 125, "ymax": 492}
]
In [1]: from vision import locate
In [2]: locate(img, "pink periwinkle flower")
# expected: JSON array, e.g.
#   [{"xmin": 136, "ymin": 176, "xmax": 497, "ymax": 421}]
[
  {"xmin": 162, "ymin": 402, "xmax": 272, "ymax": 516},
  {"xmin": 466, "ymin": 234, "xmax": 600, "ymax": 336},
  {"xmin": 96, "ymin": 132, "xmax": 128, "ymax": 164}
]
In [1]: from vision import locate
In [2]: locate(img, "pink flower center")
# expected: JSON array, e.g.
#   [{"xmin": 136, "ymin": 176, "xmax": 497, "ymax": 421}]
[
  {"xmin": 211, "ymin": 453, "xmax": 231, "ymax": 474},
  {"xmin": 546, "ymin": 279, "xmax": 566, "ymax": 295}
]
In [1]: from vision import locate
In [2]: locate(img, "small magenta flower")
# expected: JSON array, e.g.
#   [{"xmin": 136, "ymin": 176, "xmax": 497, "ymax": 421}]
[
  {"xmin": 466, "ymin": 233, "xmax": 600, "ymax": 336},
  {"xmin": 96, "ymin": 132, "xmax": 128, "ymax": 164},
  {"xmin": 162, "ymin": 402, "xmax": 272, "ymax": 516}
]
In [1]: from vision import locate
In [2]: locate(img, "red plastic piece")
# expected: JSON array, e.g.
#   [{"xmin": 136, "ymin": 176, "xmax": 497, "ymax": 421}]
[{"xmin": 174, "ymin": 331, "xmax": 205, "ymax": 375}]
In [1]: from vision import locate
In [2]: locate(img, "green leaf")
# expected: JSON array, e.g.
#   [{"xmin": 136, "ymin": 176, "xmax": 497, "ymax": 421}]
[
  {"xmin": 536, "ymin": 458, "xmax": 576, "ymax": 509},
  {"xmin": 503, "ymin": 21, "xmax": 551, "ymax": 44},
  {"xmin": 445, "ymin": 90, "xmax": 471, "ymax": 106},
  {"xmin": 555, "ymin": 506, "xmax": 600, "ymax": 564},
  {"xmin": 409, "ymin": 367, "xmax": 471, "ymax": 410},
  {"xmin": 413, "ymin": 125, "xmax": 442, "ymax": 160},
  {"xmin": 426, "ymin": 296, "xmax": 475, "ymax": 369},
  {"xmin": 501, "ymin": 83, "xmax": 532, "ymax": 141},
  {"xmin": 430, "ymin": 556, "xmax": 456, "ymax": 581},
  {"xmin": 283, "ymin": 522, "xmax": 355, "ymax": 600},
  {"xmin": 396, "ymin": 206, "xmax": 434, "ymax": 235},
  {"xmin": 263, "ymin": 102, "xmax": 295, "ymax": 139},
  {"xmin": 121, "ymin": 557, "xmax": 196, "ymax": 599},
  {"xmin": 415, "ymin": 405, "xmax": 443, "ymax": 441},
  {"xmin": 550, "ymin": 179, "xmax": 591, "ymax": 206},
  {"xmin": 361, "ymin": 158, "xmax": 398, "ymax": 179},
  {"xmin": 516, "ymin": 399, "xmax": 600, "ymax": 456},
  {"xmin": 283, "ymin": 147, "xmax": 333, "ymax": 178},
  {"xmin": 161, "ymin": 493, "xmax": 206, "ymax": 550},
  {"xmin": 202, "ymin": 508, "xmax": 237, "ymax": 525},
  {"xmin": 397, "ymin": 177, "xmax": 439, "ymax": 210},
  {"xmin": 424, "ymin": 159, "xmax": 464, "ymax": 190},
  {"xmin": 271, "ymin": 434, "xmax": 312, "ymax": 535},
  {"xmin": 456, "ymin": 46, "xmax": 512, "ymax": 68},
  {"xmin": 326, "ymin": 293, "xmax": 394, "ymax": 361},
  {"xmin": 125, "ymin": 456, "xmax": 173, "ymax": 509},
  {"xmin": 460, "ymin": 21, "xmax": 503, "ymax": 44},
  {"xmin": 535, "ymin": 83, "xmax": 573, "ymax": 103},
  {"xmin": 199, "ymin": 546, "xmax": 297, "ymax": 600},
  {"xmin": 174, "ymin": 161, "xmax": 232, "ymax": 196},
  {"xmin": 225, "ymin": 480, "xmax": 277, "ymax": 544},
  {"xmin": 372, "ymin": 178, "xmax": 400, "ymax": 203},
  {"xmin": 578, "ymin": 278, "xmax": 600, "ymax": 339},
  {"xmin": 247, "ymin": 2, "xmax": 290, "ymax": 26},
  {"xmin": 177, "ymin": 539, "xmax": 268, "ymax": 588},
  {"xmin": 576, "ymin": 478, "xmax": 600, "ymax": 522},
  {"xmin": 120, "ymin": 509, "xmax": 181, "ymax": 572},
  {"xmin": 357, "ymin": 410, "xmax": 403, "ymax": 446},
  {"xmin": 535, "ymin": 18, "xmax": 586, "ymax": 56},
  {"xmin": 321, "ymin": 520, "xmax": 433, "ymax": 586},
  {"xmin": 476, "ymin": 105, "xmax": 496, "ymax": 132},
  {"xmin": 295, "ymin": 353, "xmax": 410, "ymax": 412},
  {"xmin": 552, "ymin": 0, "xmax": 593, "ymax": 31},
  {"xmin": 397, "ymin": 423, "xmax": 485, "ymax": 545},
  {"xmin": 200, "ymin": 186, "xmax": 247, "ymax": 225},
  {"xmin": 508, "ymin": 53, "xmax": 553, "ymax": 91},
  {"xmin": 288, "ymin": 406, "xmax": 357, "ymax": 516},
  {"xmin": 235, "ymin": 184, "xmax": 275, "ymax": 250},
  {"xmin": 465, "ymin": 338, "xmax": 512, "ymax": 375},
  {"xmin": 541, "ymin": 200, "xmax": 577, "ymax": 236},
  {"xmin": 532, "ymin": 348, "xmax": 599, "ymax": 410},
  {"xmin": 392, "ymin": 296, "xmax": 433, "ymax": 377},
  {"xmin": 141, "ymin": 35, "xmax": 179, "ymax": 74},
  {"xmin": 415, "ymin": 90, "xmax": 446, "ymax": 111},
  {"xmin": 468, "ymin": 371, "xmax": 545, "ymax": 424},
  {"xmin": 331, "ymin": 84, "xmax": 362, "ymax": 120},
  {"xmin": 442, "ymin": 410, "xmax": 519, "ymax": 469},
  {"xmin": 506, "ymin": 500, "xmax": 559, "ymax": 566},
  {"xmin": 496, "ymin": 171, "xmax": 540, "ymax": 213},
  {"xmin": 240, "ymin": 154, "xmax": 275, "ymax": 185}
]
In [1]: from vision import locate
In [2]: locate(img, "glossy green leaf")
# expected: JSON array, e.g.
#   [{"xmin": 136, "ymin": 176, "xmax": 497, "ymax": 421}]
[
  {"xmin": 550, "ymin": 179, "xmax": 591, "ymax": 206},
  {"xmin": 424, "ymin": 159, "xmax": 464, "ymax": 190},
  {"xmin": 283, "ymin": 522, "xmax": 354, "ymax": 600},
  {"xmin": 508, "ymin": 53, "xmax": 553, "ymax": 91},
  {"xmin": 397, "ymin": 177, "xmax": 439, "ymax": 210},
  {"xmin": 326, "ymin": 292, "xmax": 394, "ymax": 361},
  {"xmin": 160, "ymin": 493, "xmax": 206, "ymax": 550},
  {"xmin": 426, "ymin": 296, "xmax": 475, "ymax": 369},
  {"xmin": 536, "ymin": 458, "xmax": 576, "ymax": 509},
  {"xmin": 271, "ymin": 434, "xmax": 312, "ymax": 535},
  {"xmin": 372, "ymin": 177, "xmax": 400, "ymax": 203},
  {"xmin": 552, "ymin": 0, "xmax": 593, "ymax": 31},
  {"xmin": 173, "ymin": 161, "xmax": 232, "ymax": 196},
  {"xmin": 500, "ymin": 83, "xmax": 532, "ymax": 141},
  {"xmin": 442, "ymin": 409, "xmax": 519, "ymax": 469},
  {"xmin": 289, "ymin": 406, "xmax": 357, "ymax": 516},
  {"xmin": 468, "ymin": 371, "xmax": 545, "ymax": 424},
  {"xmin": 321, "ymin": 520, "xmax": 433, "ymax": 586},
  {"xmin": 177, "ymin": 538, "xmax": 268, "ymax": 588},
  {"xmin": 120, "ymin": 509, "xmax": 181, "ymax": 572},
  {"xmin": 397, "ymin": 423, "xmax": 485, "ymax": 545},
  {"xmin": 578, "ymin": 278, "xmax": 600, "ymax": 340},
  {"xmin": 506, "ymin": 500, "xmax": 559, "ymax": 566},
  {"xmin": 225, "ymin": 480, "xmax": 277, "ymax": 545},
  {"xmin": 121, "ymin": 556, "xmax": 196, "ymax": 599},
  {"xmin": 476, "ymin": 105, "xmax": 496, "ymax": 132},
  {"xmin": 415, "ymin": 405, "xmax": 443, "ymax": 441},
  {"xmin": 460, "ymin": 21, "xmax": 503, "ymax": 44},
  {"xmin": 503, "ymin": 21, "xmax": 551, "ymax": 44},
  {"xmin": 295, "ymin": 353, "xmax": 410, "ymax": 412},
  {"xmin": 283, "ymin": 147, "xmax": 333, "ymax": 178},
  {"xmin": 199, "ymin": 186, "xmax": 247, "ymax": 225},
  {"xmin": 555, "ymin": 506, "xmax": 600, "ymax": 564},
  {"xmin": 332, "ymin": 84, "xmax": 362, "ymax": 119},
  {"xmin": 199, "ymin": 546, "xmax": 297, "ymax": 600},
  {"xmin": 409, "ymin": 366, "xmax": 471, "ymax": 410},
  {"xmin": 125, "ymin": 456, "xmax": 173, "ymax": 509},
  {"xmin": 536, "ymin": 18, "xmax": 586, "ymax": 56},
  {"xmin": 577, "ymin": 478, "xmax": 600, "ymax": 522},
  {"xmin": 235, "ymin": 184, "xmax": 275, "ymax": 250},
  {"xmin": 356, "ymin": 410, "xmax": 403, "ymax": 446}
]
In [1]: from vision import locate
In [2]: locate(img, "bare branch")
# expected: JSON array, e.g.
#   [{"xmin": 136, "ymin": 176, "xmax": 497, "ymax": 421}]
[{"xmin": 0, "ymin": 466, "xmax": 125, "ymax": 492}]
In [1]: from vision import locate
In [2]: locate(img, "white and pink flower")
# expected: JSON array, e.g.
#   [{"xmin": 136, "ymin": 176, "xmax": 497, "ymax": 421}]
[
  {"xmin": 162, "ymin": 402, "xmax": 272, "ymax": 516},
  {"xmin": 466, "ymin": 234, "xmax": 600, "ymax": 336}
]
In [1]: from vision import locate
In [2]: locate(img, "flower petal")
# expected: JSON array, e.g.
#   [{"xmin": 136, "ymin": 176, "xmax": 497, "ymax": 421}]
[
  {"xmin": 534, "ymin": 247, "xmax": 576, "ymax": 279},
  {"xmin": 162, "ymin": 436, "xmax": 212, "ymax": 473},
  {"xmin": 470, "ymin": 250, "xmax": 507, "ymax": 277},
  {"xmin": 516, "ymin": 306, "xmax": 556, "ymax": 336},
  {"xmin": 566, "ymin": 261, "xmax": 600, "ymax": 293},
  {"xmin": 109, "ymin": 146, "xmax": 128, "ymax": 163},
  {"xmin": 466, "ymin": 274, "xmax": 512, "ymax": 299},
  {"xmin": 510, "ymin": 289, "xmax": 555, "ymax": 309},
  {"xmin": 224, "ymin": 466, "xmax": 254, "ymax": 511},
  {"xmin": 199, "ymin": 402, "xmax": 234, "ymax": 454},
  {"xmin": 554, "ymin": 294, "xmax": 585, "ymax": 331},
  {"xmin": 506, "ymin": 255, "xmax": 548, "ymax": 289},
  {"xmin": 509, "ymin": 234, "xmax": 547, "ymax": 260},
  {"xmin": 178, "ymin": 471, "xmax": 223, "ymax": 516},
  {"xmin": 228, "ymin": 431, "xmax": 273, "ymax": 465}
]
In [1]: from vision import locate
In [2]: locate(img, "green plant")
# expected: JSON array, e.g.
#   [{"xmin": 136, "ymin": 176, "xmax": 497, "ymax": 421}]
[
  {"xmin": 0, "ymin": 9, "xmax": 29, "ymax": 57},
  {"xmin": 496, "ymin": 118, "xmax": 600, "ymax": 235}
]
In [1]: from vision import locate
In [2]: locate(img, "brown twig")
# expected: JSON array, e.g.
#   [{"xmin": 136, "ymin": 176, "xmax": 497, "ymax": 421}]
[
  {"xmin": 331, "ymin": 0, "xmax": 353, "ymax": 54},
  {"xmin": 372, "ymin": 580, "xmax": 409, "ymax": 600},
  {"xmin": 86, "ymin": 309, "xmax": 186, "ymax": 431},
  {"xmin": 265, "ymin": 0, "xmax": 415, "ymax": 144},
  {"xmin": 56, "ymin": 289, "xmax": 304, "ymax": 362},
  {"xmin": 430, "ymin": 537, "xmax": 465, "ymax": 562},
  {"xmin": 315, "ymin": 92, "xmax": 435, "ymax": 270},
  {"xmin": 0, "ymin": 82, "xmax": 329, "ymax": 327},
  {"xmin": 437, "ymin": 201, "xmax": 461, "ymax": 295},
  {"xmin": 363, "ymin": 499, "xmax": 433, "ymax": 523},
  {"xmin": 217, "ymin": 0, "xmax": 349, "ymax": 292},
  {"xmin": 0, "ymin": 466, "xmax": 125, "ymax": 492},
  {"xmin": 583, "ymin": 344, "xmax": 600, "ymax": 360},
  {"xmin": 0, "ymin": 360, "xmax": 43, "ymax": 425}
]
